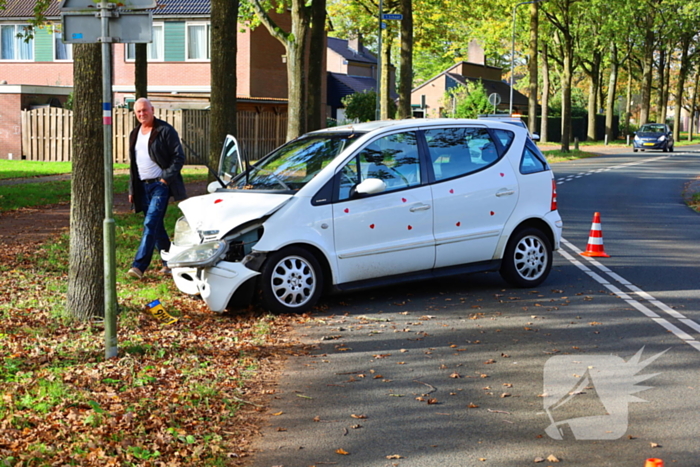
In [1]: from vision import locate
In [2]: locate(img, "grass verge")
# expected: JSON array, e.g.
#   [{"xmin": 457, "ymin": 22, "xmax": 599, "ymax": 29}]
[
  {"xmin": 0, "ymin": 160, "xmax": 129, "ymax": 180},
  {"xmin": 0, "ymin": 167, "xmax": 208, "ymax": 212},
  {"xmin": 0, "ymin": 191, "xmax": 307, "ymax": 465}
]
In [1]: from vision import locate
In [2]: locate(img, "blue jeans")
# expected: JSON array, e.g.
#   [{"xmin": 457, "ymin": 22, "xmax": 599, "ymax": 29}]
[{"xmin": 132, "ymin": 181, "xmax": 171, "ymax": 272}]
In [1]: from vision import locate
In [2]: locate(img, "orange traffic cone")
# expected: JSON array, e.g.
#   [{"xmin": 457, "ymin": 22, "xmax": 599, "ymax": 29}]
[
  {"xmin": 580, "ymin": 212, "xmax": 610, "ymax": 257},
  {"xmin": 644, "ymin": 459, "xmax": 663, "ymax": 467}
]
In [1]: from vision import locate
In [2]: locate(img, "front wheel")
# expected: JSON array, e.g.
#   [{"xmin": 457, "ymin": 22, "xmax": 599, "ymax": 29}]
[
  {"xmin": 500, "ymin": 228, "xmax": 552, "ymax": 288},
  {"xmin": 259, "ymin": 247, "xmax": 323, "ymax": 313}
]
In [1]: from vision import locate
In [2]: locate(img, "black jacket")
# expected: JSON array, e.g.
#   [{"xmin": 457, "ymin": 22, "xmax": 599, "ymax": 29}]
[{"xmin": 128, "ymin": 118, "xmax": 187, "ymax": 213}]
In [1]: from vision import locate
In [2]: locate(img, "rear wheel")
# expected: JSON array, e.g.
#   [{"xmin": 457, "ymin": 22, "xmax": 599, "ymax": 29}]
[
  {"xmin": 500, "ymin": 228, "xmax": 552, "ymax": 288},
  {"xmin": 259, "ymin": 247, "xmax": 323, "ymax": 314},
  {"xmin": 633, "ymin": 148, "xmax": 638, "ymax": 153}
]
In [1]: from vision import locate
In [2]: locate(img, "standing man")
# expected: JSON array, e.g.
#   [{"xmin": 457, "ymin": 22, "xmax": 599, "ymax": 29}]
[{"xmin": 127, "ymin": 98, "xmax": 187, "ymax": 279}]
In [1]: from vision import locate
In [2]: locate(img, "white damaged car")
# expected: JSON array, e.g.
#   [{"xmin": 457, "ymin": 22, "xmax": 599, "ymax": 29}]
[{"xmin": 164, "ymin": 119, "xmax": 563, "ymax": 313}]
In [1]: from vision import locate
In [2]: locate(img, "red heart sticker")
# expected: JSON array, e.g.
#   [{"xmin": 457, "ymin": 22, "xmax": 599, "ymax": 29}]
[
  {"xmin": 344, "ymin": 208, "xmax": 349, "ymax": 213},
  {"xmin": 449, "ymin": 189, "xmax": 454, "ymax": 194},
  {"xmin": 456, "ymin": 222, "xmax": 461, "ymax": 227},
  {"xmin": 500, "ymin": 173, "xmax": 505, "ymax": 177},
  {"xmin": 490, "ymin": 211, "xmax": 495, "ymax": 216},
  {"xmin": 214, "ymin": 199, "xmax": 223, "ymax": 204},
  {"xmin": 407, "ymin": 225, "xmax": 413, "ymax": 230},
  {"xmin": 402, "ymin": 198, "xmax": 407, "ymax": 203},
  {"xmin": 370, "ymin": 224, "xmax": 375, "ymax": 229}
]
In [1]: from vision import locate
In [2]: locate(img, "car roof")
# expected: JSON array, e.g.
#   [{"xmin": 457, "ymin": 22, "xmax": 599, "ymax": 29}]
[{"xmin": 309, "ymin": 118, "xmax": 525, "ymax": 136}]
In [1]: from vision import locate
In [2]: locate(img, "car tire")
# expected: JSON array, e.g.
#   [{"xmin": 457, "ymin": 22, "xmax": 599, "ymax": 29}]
[
  {"xmin": 500, "ymin": 228, "xmax": 552, "ymax": 288},
  {"xmin": 259, "ymin": 246, "xmax": 323, "ymax": 314},
  {"xmin": 669, "ymin": 145, "xmax": 674, "ymax": 152},
  {"xmin": 633, "ymin": 148, "xmax": 638, "ymax": 152}
]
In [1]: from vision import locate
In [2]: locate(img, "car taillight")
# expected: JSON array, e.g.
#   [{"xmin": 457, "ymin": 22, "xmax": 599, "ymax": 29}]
[{"xmin": 551, "ymin": 180, "xmax": 558, "ymax": 211}]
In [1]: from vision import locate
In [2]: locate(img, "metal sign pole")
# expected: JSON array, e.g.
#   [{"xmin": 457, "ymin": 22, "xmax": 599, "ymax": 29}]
[{"xmin": 100, "ymin": 1, "xmax": 118, "ymax": 359}]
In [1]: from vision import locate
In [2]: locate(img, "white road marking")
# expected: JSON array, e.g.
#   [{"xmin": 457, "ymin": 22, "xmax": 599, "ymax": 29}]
[{"xmin": 558, "ymin": 238, "xmax": 700, "ymax": 351}]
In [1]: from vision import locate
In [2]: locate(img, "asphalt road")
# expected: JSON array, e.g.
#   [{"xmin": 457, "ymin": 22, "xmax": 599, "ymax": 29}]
[{"xmin": 248, "ymin": 147, "xmax": 700, "ymax": 467}]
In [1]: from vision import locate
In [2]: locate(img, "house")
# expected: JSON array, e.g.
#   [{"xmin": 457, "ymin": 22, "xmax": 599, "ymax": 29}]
[
  {"xmin": 326, "ymin": 34, "xmax": 396, "ymax": 123},
  {"xmin": 1, "ymin": 0, "xmax": 326, "ymax": 160},
  {"xmin": 410, "ymin": 42, "xmax": 529, "ymax": 118}
]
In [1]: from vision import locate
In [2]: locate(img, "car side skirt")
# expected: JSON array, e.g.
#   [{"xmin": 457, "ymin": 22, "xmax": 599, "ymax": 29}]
[{"xmin": 332, "ymin": 259, "xmax": 501, "ymax": 294}]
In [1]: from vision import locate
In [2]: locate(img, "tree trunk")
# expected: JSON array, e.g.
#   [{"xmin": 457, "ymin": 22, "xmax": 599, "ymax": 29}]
[
  {"xmin": 285, "ymin": 0, "xmax": 310, "ymax": 139},
  {"xmin": 380, "ymin": 28, "xmax": 394, "ymax": 120},
  {"xmin": 540, "ymin": 42, "xmax": 549, "ymax": 143},
  {"xmin": 639, "ymin": 29, "xmax": 654, "ymax": 125},
  {"xmin": 527, "ymin": 2, "xmax": 539, "ymax": 135},
  {"xmin": 306, "ymin": 0, "xmax": 326, "ymax": 132},
  {"xmin": 672, "ymin": 36, "xmax": 691, "ymax": 142},
  {"xmin": 560, "ymin": 34, "xmax": 573, "ymax": 151},
  {"xmin": 657, "ymin": 48, "xmax": 667, "ymax": 123},
  {"xmin": 689, "ymin": 71, "xmax": 699, "ymax": 141},
  {"xmin": 134, "ymin": 43, "xmax": 147, "ymax": 100},
  {"xmin": 660, "ymin": 50, "xmax": 671, "ymax": 124},
  {"xmin": 585, "ymin": 50, "xmax": 600, "ymax": 141},
  {"xmin": 604, "ymin": 44, "xmax": 618, "ymax": 143},
  {"xmin": 397, "ymin": 0, "xmax": 413, "ymax": 119},
  {"xmin": 67, "ymin": 43, "xmax": 105, "ymax": 321},
  {"xmin": 210, "ymin": 0, "xmax": 239, "ymax": 169},
  {"xmin": 625, "ymin": 66, "xmax": 632, "ymax": 137}
]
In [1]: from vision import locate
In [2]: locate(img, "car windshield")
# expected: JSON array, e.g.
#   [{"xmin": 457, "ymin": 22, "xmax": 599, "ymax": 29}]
[
  {"xmin": 230, "ymin": 132, "xmax": 363, "ymax": 192},
  {"xmin": 640, "ymin": 124, "xmax": 666, "ymax": 133}
]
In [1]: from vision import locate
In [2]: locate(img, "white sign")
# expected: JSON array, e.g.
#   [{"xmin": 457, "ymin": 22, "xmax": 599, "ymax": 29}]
[
  {"xmin": 59, "ymin": 0, "xmax": 156, "ymax": 12},
  {"xmin": 62, "ymin": 11, "xmax": 152, "ymax": 43}
]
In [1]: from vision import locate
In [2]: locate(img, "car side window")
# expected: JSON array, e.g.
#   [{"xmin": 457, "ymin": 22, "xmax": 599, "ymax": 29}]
[
  {"xmin": 338, "ymin": 131, "xmax": 421, "ymax": 201},
  {"xmin": 520, "ymin": 140, "xmax": 549, "ymax": 174},
  {"xmin": 425, "ymin": 127, "xmax": 500, "ymax": 181}
]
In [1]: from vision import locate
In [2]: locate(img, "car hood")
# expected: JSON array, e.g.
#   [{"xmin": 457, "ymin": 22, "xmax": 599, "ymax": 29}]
[{"xmin": 178, "ymin": 191, "xmax": 294, "ymax": 239}]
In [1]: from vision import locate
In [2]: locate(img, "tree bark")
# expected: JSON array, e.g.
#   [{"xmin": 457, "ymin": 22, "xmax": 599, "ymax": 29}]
[
  {"xmin": 560, "ymin": 31, "xmax": 573, "ymax": 151},
  {"xmin": 306, "ymin": 0, "xmax": 326, "ymax": 132},
  {"xmin": 210, "ymin": 0, "xmax": 239, "ymax": 169},
  {"xmin": 672, "ymin": 35, "xmax": 691, "ymax": 142},
  {"xmin": 134, "ymin": 43, "xmax": 147, "ymax": 100},
  {"xmin": 67, "ymin": 43, "xmax": 104, "ymax": 321},
  {"xmin": 380, "ymin": 28, "xmax": 394, "ymax": 120},
  {"xmin": 585, "ymin": 50, "xmax": 600, "ymax": 141},
  {"xmin": 604, "ymin": 44, "xmax": 618, "ymax": 143},
  {"xmin": 397, "ymin": 0, "xmax": 413, "ymax": 119},
  {"xmin": 689, "ymin": 71, "xmax": 700, "ymax": 141},
  {"xmin": 540, "ymin": 42, "xmax": 549, "ymax": 143},
  {"xmin": 639, "ymin": 28, "xmax": 655, "ymax": 125},
  {"xmin": 527, "ymin": 2, "xmax": 539, "ymax": 135},
  {"xmin": 250, "ymin": 0, "xmax": 309, "ymax": 140}
]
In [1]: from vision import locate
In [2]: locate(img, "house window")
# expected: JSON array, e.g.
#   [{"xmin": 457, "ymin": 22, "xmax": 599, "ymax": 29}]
[
  {"xmin": 1, "ymin": 24, "xmax": 34, "ymax": 60},
  {"xmin": 54, "ymin": 30, "xmax": 72, "ymax": 61},
  {"xmin": 186, "ymin": 23, "xmax": 210, "ymax": 60},
  {"xmin": 125, "ymin": 23, "xmax": 164, "ymax": 61}
]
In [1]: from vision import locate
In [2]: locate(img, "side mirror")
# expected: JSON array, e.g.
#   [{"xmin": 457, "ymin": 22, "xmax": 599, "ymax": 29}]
[
  {"xmin": 207, "ymin": 181, "xmax": 221, "ymax": 194},
  {"xmin": 218, "ymin": 135, "xmax": 243, "ymax": 183},
  {"xmin": 355, "ymin": 178, "xmax": 387, "ymax": 196},
  {"xmin": 531, "ymin": 133, "xmax": 541, "ymax": 142}
]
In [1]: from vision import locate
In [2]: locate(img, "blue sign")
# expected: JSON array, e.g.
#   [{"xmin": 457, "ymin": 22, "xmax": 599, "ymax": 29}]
[{"xmin": 381, "ymin": 13, "xmax": 403, "ymax": 20}]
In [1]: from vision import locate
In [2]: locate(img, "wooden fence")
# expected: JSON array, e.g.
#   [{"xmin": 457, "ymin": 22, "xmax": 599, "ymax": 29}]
[{"xmin": 21, "ymin": 107, "xmax": 287, "ymax": 164}]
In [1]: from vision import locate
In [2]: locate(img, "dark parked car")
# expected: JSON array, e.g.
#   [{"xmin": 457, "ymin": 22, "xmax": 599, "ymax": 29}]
[{"xmin": 633, "ymin": 123, "xmax": 674, "ymax": 152}]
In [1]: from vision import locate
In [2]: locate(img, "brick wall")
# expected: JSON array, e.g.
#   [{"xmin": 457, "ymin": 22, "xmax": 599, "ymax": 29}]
[{"xmin": 0, "ymin": 93, "xmax": 22, "ymax": 160}]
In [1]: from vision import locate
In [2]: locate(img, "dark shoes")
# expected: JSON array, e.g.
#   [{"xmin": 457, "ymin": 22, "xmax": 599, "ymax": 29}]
[{"xmin": 158, "ymin": 267, "xmax": 172, "ymax": 275}]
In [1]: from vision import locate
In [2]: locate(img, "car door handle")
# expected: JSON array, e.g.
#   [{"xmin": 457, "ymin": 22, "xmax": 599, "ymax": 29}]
[
  {"xmin": 410, "ymin": 204, "xmax": 431, "ymax": 212},
  {"xmin": 496, "ymin": 189, "xmax": 515, "ymax": 197}
]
